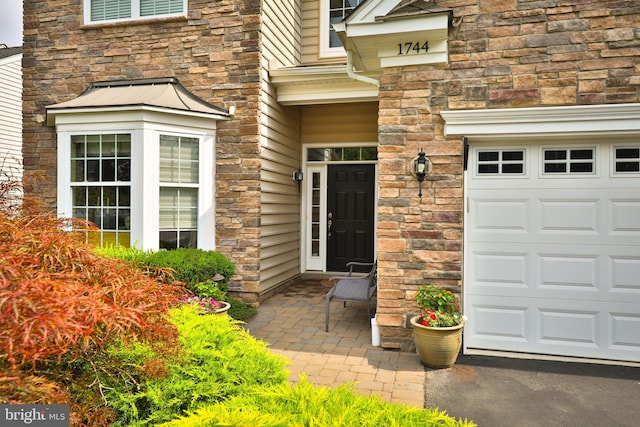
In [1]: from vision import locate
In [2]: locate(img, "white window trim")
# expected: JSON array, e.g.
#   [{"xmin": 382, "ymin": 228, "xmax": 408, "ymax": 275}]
[
  {"xmin": 83, "ymin": 0, "xmax": 187, "ymax": 25},
  {"xmin": 55, "ymin": 110, "xmax": 216, "ymax": 251}
]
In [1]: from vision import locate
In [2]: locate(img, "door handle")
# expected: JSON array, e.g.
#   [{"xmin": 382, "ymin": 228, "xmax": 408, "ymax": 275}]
[{"xmin": 328, "ymin": 212, "xmax": 333, "ymax": 239}]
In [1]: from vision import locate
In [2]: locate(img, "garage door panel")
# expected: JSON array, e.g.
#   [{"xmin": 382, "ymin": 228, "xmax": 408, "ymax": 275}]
[
  {"xmin": 610, "ymin": 256, "xmax": 640, "ymax": 291},
  {"xmin": 610, "ymin": 198, "xmax": 640, "ymax": 234},
  {"xmin": 470, "ymin": 245, "xmax": 640, "ymax": 303},
  {"xmin": 468, "ymin": 300, "xmax": 529, "ymax": 342},
  {"xmin": 472, "ymin": 251, "xmax": 529, "ymax": 288},
  {"xmin": 539, "ymin": 254, "xmax": 598, "ymax": 290},
  {"xmin": 469, "ymin": 191, "xmax": 639, "ymax": 245},
  {"xmin": 472, "ymin": 198, "xmax": 529, "ymax": 232},
  {"xmin": 538, "ymin": 309, "xmax": 599, "ymax": 347},
  {"xmin": 466, "ymin": 297, "xmax": 640, "ymax": 360},
  {"xmin": 465, "ymin": 141, "xmax": 640, "ymax": 363},
  {"xmin": 539, "ymin": 198, "xmax": 599, "ymax": 233}
]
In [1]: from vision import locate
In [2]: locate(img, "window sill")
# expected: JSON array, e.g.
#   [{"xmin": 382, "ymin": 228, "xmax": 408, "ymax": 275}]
[{"xmin": 81, "ymin": 15, "xmax": 187, "ymax": 31}]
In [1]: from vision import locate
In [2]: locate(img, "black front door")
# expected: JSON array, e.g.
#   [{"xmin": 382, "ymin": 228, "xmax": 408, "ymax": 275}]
[{"xmin": 327, "ymin": 164, "xmax": 375, "ymax": 272}]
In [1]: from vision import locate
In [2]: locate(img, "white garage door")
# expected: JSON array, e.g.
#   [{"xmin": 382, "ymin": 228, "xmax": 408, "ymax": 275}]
[{"xmin": 464, "ymin": 140, "xmax": 640, "ymax": 362}]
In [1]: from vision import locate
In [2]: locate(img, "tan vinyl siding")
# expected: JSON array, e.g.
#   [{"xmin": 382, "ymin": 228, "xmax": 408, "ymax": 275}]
[
  {"xmin": 301, "ymin": 0, "xmax": 320, "ymax": 64},
  {"xmin": 258, "ymin": 89, "xmax": 302, "ymax": 292},
  {"xmin": 263, "ymin": 0, "xmax": 301, "ymax": 67},
  {"xmin": 301, "ymin": 102, "xmax": 379, "ymax": 144},
  {"xmin": 260, "ymin": 0, "xmax": 304, "ymax": 293},
  {"xmin": 0, "ymin": 53, "xmax": 22, "ymax": 178}
]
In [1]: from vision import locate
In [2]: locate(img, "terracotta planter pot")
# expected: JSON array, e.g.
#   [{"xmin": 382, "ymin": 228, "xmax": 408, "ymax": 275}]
[{"xmin": 410, "ymin": 315, "xmax": 464, "ymax": 369}]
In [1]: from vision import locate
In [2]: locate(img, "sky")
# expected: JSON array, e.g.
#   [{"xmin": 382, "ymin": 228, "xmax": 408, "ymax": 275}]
[{"xmin": 0, "ymin": 0, "xmax": 23, "ymax": 48}]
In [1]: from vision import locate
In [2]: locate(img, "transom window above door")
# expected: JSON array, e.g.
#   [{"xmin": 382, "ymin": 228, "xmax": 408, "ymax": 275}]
[
  {"xmin": 85, "ymin": 0, "xmax": 186, "ymax": 24},
  {"xmin": 307, "ymin": 146, "xmax": 377, "ymax": 162}
]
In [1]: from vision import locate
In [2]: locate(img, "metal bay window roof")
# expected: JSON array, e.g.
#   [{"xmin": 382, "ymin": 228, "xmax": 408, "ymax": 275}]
[{"xmin": 47, "ymin": 78, "xmax": 229, "ymax": 124}]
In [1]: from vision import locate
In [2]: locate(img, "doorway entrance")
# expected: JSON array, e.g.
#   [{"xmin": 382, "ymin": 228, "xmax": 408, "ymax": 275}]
[
  {"xmin": 327, "ymin": 164, "xmax": 375, "ymax": 271},
  {"xmin": 302, "ymin": 146, "xmax": 377, "ymax": 273}
]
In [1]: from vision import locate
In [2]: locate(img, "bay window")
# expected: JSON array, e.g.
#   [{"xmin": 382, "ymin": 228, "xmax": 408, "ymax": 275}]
[{"xmin": 49, "ymin": 78, "xmax": 224, "ymax": 251}]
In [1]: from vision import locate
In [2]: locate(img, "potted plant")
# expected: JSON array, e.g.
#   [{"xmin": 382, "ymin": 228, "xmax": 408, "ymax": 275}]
[
  {"xmin": 180, "ymin": 295, "xmax": 231, "ymax": 315},
  {"xmin": 410, "ymin": 285, "xmax": 464, "ymax": 369}
]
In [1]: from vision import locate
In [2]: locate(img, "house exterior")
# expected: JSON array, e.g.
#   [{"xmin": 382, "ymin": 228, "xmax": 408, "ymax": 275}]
[
  {"xmin": 23, "ymin": 1, "xmax": 640, "ymax": 363},
  {"xmin": 0, "ymin": 46, "xmax": 22, "ymax": 178}
]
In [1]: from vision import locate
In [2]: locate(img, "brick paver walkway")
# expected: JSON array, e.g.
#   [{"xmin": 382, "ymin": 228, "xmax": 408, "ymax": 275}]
[{"xmin": 245, "ymin": 277, "xmax": 426, "ymax": 407}]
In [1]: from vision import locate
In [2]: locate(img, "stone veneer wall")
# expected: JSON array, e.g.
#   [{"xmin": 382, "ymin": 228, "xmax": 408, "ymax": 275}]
[
  {"xmin": 376, "ymin": 0, "xmax": 640, "ymax": 350},
  {"xmin": 22, "ymin": 0, "xmax": 263, "ymax": 296}
]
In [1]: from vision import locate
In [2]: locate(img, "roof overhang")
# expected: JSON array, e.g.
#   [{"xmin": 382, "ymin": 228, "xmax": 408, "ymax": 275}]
[
  {"xmin": 46, "ymin": 78, "xmax": 229, "ymax": 126},
  {"xmin": 334, "ymin": 0, "xmax": 452, "ymax": 74},
  {"xmin": 442, "ymin": 104, "xmax": 640, "ymax": 139},
  {"xmin": 268, "ymin": 65, "xmax": 379, "ymax": 106}
]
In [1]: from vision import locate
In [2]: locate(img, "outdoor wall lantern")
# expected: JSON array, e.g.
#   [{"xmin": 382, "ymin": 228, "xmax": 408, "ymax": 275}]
[
  {"xmin": 292, "ymin": 169, "xmax": 303, "ymax": 185},
  {"xmin": 413, "ymin": 150, "xmax": 430, "ymax": 198}
]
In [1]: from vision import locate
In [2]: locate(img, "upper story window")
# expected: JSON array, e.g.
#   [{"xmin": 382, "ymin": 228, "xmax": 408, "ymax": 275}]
[
  {"xmin": 86, "ymin": 0, "xmax": 186, "ymax": 24},
  {"xmin": 321, "ymin": 0, "xmax": 364, "ymax": 58}
]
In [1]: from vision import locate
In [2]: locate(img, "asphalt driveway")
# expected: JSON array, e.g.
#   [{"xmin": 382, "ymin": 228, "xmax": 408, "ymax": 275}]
[{"xmin": 424, "ymin": 355, "xmax": 640, "ymax": 427}]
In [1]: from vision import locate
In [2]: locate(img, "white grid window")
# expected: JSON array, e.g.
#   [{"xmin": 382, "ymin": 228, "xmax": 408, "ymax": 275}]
[
  {"xmin": 328, "ymin": 0, "xmax": 363, "ymax": 48},
  {"xmin": 70, "ymin": 134, "xmax": 132, "ymax": 247}
]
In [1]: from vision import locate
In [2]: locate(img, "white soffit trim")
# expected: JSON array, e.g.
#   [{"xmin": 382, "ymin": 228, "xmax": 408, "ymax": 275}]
[
  {"xmin": 269, "ymin": 65, "xmax": 379, "ymax": 105},
  {"xmin": 441, "ymin": 103, "xmax": 640, "ymax": 139}
]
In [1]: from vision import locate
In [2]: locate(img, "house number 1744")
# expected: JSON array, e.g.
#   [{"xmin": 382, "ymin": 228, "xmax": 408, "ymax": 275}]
[{"xmin": 397, "ymin": 41, "xmax": 429, "ymax": 55}]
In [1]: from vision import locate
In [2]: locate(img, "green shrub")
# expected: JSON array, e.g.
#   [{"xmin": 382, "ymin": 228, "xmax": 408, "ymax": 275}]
[
  {"xmin": 144, "ymin": 248, "xmax": 235, "ymax": 292},
  {"xmin": 95, "ymin": 245, "xmax": 151, "ymax": 265},
  {"xmin": 227, "ymin": 297, "xmax": 257, "ymax": 321},
  {"xmin": 96, "ymin": 246, "xmax": 256, "ymax": 321},
  {"xmin": 0, "ymin": 174, "xmax": 183, "ymax": 426},
  {"xmin": 190, "ymin": 279, "xmax": 226, "ymax": 300},
  {"xmin": 160, "ymin": 377, "xmax": 475, "ymax": 427},
  {"xmin": 105, "ymin": 306, "xmax": 288, "ymax": 425}
]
